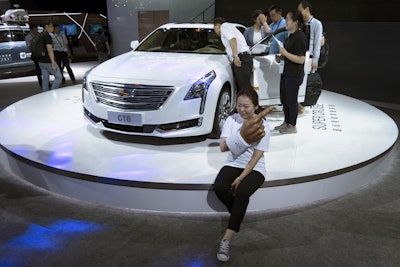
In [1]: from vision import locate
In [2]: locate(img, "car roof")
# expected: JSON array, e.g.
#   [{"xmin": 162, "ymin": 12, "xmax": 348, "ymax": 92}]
[{"xmin": 0, "ymin": 23, "xmax": 28, "ymax": 30}]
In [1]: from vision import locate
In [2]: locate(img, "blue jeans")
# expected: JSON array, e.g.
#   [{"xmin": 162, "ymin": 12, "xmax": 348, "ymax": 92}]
[{"xmin": 38, "ymin": 62, "xmax": 62, "ymax": 92}]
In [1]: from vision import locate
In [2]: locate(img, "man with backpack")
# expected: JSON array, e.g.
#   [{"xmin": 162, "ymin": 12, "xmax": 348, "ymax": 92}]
[
  {"xmin": 35, "ymin": 20, "xmax": 62, "ymax": 92},
  {"xmin": 25, "ymin": 23, "xmax": 42, "ymax": 87}
]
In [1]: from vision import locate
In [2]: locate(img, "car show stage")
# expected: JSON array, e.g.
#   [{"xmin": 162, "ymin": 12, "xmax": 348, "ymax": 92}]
[{"xmin": 0, "ymin": 85, "xmax": 398, "ymax": 213}]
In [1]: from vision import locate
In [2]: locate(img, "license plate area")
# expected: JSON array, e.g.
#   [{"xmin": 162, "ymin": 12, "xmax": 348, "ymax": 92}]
[{"xmin": 107, "ymin": 111, "xmax": 142, "ymax": 126}]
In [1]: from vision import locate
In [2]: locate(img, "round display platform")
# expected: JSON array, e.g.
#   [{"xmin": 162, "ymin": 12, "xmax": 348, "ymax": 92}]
[{"xmin": 0, "ymin": 85, "xmax": 398, "ymax": 212}]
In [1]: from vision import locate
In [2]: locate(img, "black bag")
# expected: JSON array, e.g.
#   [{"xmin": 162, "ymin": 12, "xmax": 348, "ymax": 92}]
[
  {"xmin": 318, "ymin": 32, "xmax": 329, "ymax": 69},
  {"xmin": 302, "ymin": 72, "xmax": 322, "ymax": 106},
  {"xmin": 31, "ymin": 33, "xmax": 46, "ymax": 60}
]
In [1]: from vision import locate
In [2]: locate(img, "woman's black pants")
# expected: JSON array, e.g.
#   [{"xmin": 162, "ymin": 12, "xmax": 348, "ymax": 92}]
[
  {"xmin": 214, "ymin": 166, "xmax": 264, "ymax": 232},
  {"xmin": 280, "ymin": 74, "xmax": 304, "ymax": 126}
]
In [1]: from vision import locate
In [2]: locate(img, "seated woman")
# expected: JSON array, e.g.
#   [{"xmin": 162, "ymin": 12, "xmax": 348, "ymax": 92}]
[{"xmin": 214, "ymin": 89, "xmax": 272, "ymax": 262}]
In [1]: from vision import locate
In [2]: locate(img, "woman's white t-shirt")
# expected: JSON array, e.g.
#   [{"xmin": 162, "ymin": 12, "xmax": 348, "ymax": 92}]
[
  {"xmin": 221, "ymin": 113, "xmax": 270, "ymax": 177},
  {"xmin": 253, "ymin": 31, "xmax": 262, "ymax": 45}
]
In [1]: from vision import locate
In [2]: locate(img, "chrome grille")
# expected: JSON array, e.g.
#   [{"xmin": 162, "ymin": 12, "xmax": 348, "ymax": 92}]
[{"xmin": 91, "ymin": 82, "xmax": 174, "ymax": 110}]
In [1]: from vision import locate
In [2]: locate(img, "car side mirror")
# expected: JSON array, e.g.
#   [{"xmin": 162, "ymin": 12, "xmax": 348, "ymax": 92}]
[{"xmin": 130, "ymin": 40, "xmax": 139, "ymax": 50}]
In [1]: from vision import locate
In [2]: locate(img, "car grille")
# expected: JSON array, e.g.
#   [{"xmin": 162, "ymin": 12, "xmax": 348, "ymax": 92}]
[{"xmin": 91, "ymin": 82, "xmax": 174, "ymax": 110}]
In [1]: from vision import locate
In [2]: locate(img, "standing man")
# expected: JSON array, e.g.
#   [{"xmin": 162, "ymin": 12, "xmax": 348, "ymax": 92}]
[
  {"xmin": 25, "ymin": 23, "xmax": 42, "ymax": 87},
  {"xmin": 95, "ymin": 28, "xmax": 110, "ymax": 63},
  {"xmin": 214, "ymin": 17, "xmax": 253, "ymax": 92},
  {"xmin": 261, "ymin": 5, "xmax": 287, "ymax": 33},
  {"xmin": 52, "ymin": 24, "xmax": 76, "ymax": 84},
  {"xmin": 298, "ymin": 1, "xmax": 323, "ymax": 71},
  {"xmin": 37, "ymin": 20, "xmax": 62, "ymax": 91}
]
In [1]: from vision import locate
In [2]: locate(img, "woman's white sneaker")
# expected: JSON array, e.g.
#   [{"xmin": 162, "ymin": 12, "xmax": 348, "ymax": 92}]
[
  {"xmin": 217, "ymin": 239, "xmax": 230, "ymax": 262},
  {"xmin": 279, "ymin": 124, "xmax": 297, "ymax": 134}
]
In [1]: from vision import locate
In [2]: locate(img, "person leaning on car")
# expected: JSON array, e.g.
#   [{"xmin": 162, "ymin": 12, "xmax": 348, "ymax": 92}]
[{"xmin": 214, "ymin": 17, "xmax": 253, "ymax": 92}]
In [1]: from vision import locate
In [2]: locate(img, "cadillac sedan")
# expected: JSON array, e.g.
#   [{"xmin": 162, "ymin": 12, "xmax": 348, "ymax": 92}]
[{"xmin": 82, "ymin": 23, "xmax": 310, "ymax": 138}]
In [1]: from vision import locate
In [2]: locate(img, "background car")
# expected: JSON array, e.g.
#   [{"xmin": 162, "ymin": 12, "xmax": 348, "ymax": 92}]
[
  {"xmin": 82, "ymin": 23, "xmax": 310, "ymax": 138},
  {"xmin": 0, "ymin": 9, "xmax": 35, "ymax": 79}
]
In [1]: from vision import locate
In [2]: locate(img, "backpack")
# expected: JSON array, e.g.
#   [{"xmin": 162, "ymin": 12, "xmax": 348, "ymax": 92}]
[
  {"xmin": 31, "ymin": 33, "xmax": 46, "ymax": 60},
  {"xmin": 302, "ymin": 71, "xmax": 323, "ymax": 106}
]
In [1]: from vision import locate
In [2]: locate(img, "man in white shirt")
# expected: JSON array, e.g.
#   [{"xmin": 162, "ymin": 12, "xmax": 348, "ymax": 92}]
[
  {"xmin": 298, "ymin": 1, "xmax": 324, "ymax": 71},
  {"xmin": 52, "ymin": 24, "xmax": 76, "ymax": 84},
  {"xmin": 214, "ymin": 17, "xmax": 253, "ymax": 92}
]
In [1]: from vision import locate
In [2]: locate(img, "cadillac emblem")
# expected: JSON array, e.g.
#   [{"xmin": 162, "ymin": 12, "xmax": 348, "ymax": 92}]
[{"xmin": 117, "ymin": 88, "xmax": 135, "ymax": 98}]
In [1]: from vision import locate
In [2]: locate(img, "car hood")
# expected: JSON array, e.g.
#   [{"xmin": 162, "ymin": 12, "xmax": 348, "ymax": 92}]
[{"xmin": 90, "ymin": 51, "xmax": 226, "ymax": 83}]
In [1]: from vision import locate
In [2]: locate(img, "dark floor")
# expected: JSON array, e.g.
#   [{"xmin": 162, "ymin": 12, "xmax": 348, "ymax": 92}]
[{"xmin": 0, "ymin": 65, "xmax": 400, "ymax": 267}]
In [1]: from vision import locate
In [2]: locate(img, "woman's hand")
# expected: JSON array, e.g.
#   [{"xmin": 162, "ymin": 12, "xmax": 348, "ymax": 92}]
[
  {"xmin": 279, "ymin": 47, "xmax": 305, "ymax": 64},
  {"xmin": 231, "ymin": 177, "xmax": 242, "ymax": 194},
  {"xmin": 279, "ymin": 47, "xmax": 287, "ymax": 57},
  {"xmin": 258, "ymin": 14, "xmax": 267, "ymax": 25}
]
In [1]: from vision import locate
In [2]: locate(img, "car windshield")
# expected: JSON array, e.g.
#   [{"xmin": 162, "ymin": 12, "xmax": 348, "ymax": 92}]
[
  {"xmin": 0, "ymin": 29, "xmax": 25, "ymax": 43},
  {"xmin": 136, "ymin": 27, "xmax": 226, "ymax": 54}
]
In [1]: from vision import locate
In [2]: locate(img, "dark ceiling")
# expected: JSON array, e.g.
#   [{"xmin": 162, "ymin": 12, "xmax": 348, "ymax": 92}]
[{"xmin": 8, "ymin": 0, "xmax": 107, "ymax": 14}]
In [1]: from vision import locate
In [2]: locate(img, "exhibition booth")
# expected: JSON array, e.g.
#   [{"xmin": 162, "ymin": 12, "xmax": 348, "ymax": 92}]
[
  {"xmin": 0, "ymin": 0, "xmax": 398, "ymax": 214},
  {"xmin": 0, "ymin": 86, "xmax": 397, "ymax": 212}
]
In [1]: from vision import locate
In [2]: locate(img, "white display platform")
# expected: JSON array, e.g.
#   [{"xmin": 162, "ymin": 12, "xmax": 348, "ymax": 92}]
[{"xmin": 0, "ymin": 86, "xmax": 398, "ymax": 212}]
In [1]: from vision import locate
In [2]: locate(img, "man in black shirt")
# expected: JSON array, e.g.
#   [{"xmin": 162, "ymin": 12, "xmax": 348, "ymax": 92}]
[{"xmin": 37, "ymin": 20, "xmax": 62, "ymax": 91}]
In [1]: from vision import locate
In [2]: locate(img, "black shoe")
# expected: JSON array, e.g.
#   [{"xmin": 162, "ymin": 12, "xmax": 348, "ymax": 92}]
[{"xmin": 62, "ymin": 77, "xmax": 66, "ymax": 84}]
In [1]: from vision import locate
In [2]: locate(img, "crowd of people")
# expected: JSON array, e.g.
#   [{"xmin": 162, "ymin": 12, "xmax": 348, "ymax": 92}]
[
  {"xmin": 213, "ymin": 1, "xmax": 324, "ymax": 262},
  {"xmin": 24, "ymin": 21, "xmax": 110, "ymax": 92}
]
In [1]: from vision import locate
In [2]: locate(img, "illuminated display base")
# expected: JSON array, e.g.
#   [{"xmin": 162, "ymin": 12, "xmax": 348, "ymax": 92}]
[{"xmin": 0, "ymin": 86, "xmax": 398, "ymax": 213}]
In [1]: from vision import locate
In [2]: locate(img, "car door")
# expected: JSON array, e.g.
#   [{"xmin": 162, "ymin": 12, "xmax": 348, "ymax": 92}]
[
  {"xmin": 0, "ymin": 29, "xmax": 14, "ymax": 68},
  {"xmin": 9, "ymin": 29, "xmax": 31, "ymax": 66},
  {"xmin": 251, "ymin": 30, "xmax": 310, "ymax": 106},
  {"xmin": 251, "ymin": 31, "xmax": 287, "ymax": 106},
  {"xmin": 0, "ymin": 28, "xmax": 31, "ymax": 69}
]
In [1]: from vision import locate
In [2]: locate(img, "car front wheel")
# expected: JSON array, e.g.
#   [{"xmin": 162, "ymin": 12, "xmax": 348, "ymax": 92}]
[{"xmin": 208, "ymin": 86, "xmax": 231, "ymax": 139}]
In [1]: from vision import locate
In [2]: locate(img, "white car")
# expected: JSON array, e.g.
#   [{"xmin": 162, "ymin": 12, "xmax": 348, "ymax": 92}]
[{"xmin": 82, "ymin": 23, "xmax": 311, "ymax": 138}]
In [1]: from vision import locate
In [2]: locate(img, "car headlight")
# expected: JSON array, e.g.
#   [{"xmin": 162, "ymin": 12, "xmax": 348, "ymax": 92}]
[
  {"xmin": 184, "ymin": 71, "xmax": 216, "ymax": 114},
  {"xmin": 82, "ymin": 70, "xmax": 90, "ymax": 92},
  {"xmin": 82, "ymin": 68, "xmax": 94, "ymax": 103}
]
